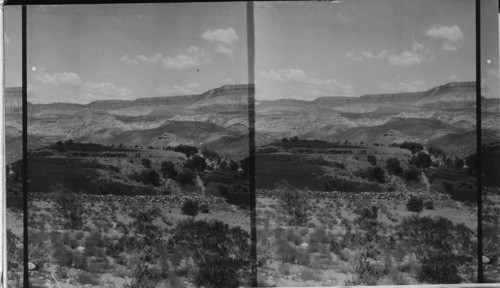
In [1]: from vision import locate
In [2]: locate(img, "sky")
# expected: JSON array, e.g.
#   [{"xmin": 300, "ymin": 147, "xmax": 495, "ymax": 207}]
[
  {"xmin": 481, "ymin": 0, "xmax": 500, "ymax": 99},
  {"xmin": 255, "ymin": 0, "xmax": 483, "ymax": 100},
  {"xmin": 3, "ymin": 1, "xmax": 499, "ymax": 103},
  {"xmin": 6, "ymin": 3, "xmax": 248, "ymax": 104}
]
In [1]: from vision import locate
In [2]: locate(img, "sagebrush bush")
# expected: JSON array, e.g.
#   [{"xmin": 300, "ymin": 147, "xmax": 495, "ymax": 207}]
[
  {"xmin": 417, "ymin": 253, "xmax": 461, "ymax": 284},
  {"xmin": 200, "ymin": 203, "xmax": 210, "ymax": 213},
  {"xmin": 168, "ymin": 219, "xmax": 250, "ymax": 288},
  {"xmin": 195, "ymin": 257, "xmax": 241, "ymax": 288},
  {"xmin": 424, "ymin": 200, "xmax": 435, "ymax": 210},
  {"xmin": 406, "ymin": 197, "xmax": 424, "ymax": 213},
  {"xmin": 77, "ymin": 271, "xmax": 101, "ymax": 286},
  {"xmin": 181, "ymin": 199, "xmax": 199, "ymax": 216},
  {"xmin": 276, "ymin": 183, "xmax": 309, "ymax": 226}
]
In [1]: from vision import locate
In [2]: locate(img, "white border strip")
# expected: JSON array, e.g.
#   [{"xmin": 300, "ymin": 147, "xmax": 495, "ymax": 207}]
[{"xmin": 0, "ymin": 1, "xmax": 7, "ymax": 287}]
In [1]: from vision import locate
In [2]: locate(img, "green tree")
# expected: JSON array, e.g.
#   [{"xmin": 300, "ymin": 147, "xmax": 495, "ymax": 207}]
[
  {"xmin": 386, "ymin": 157, "xmax": 403, "ymax": 175},
  {"xmin": 367, "ymin": 155, "xmax": 377, "ymax": 165},
  {"xmin": 141, "ymin": 158, "xmax": 152, "ymax": 169},
  {"xmin": 160, "ymin": 161, "xmax": 178, "ymax": 178}
]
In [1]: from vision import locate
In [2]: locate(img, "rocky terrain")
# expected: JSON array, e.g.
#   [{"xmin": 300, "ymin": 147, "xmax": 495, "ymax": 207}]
[{"xmin": 5, "ymin": 81, "xmax": 497, "ymax": 159}]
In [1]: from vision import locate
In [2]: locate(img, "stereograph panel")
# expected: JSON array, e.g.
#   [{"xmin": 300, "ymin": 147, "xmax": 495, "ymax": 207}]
[
  {"xmin": 254, "ymin": 1, "xmax": 480, "ymax": 286},
  {"xmin": 23, "ymin": 3, "xmax": 251, "ymax": 287},
  {"xmin": 2, "ymin": 1, "xmax": 500, "ymax": 288}
]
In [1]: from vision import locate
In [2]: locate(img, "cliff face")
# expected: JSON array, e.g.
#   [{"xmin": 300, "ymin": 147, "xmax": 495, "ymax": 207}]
[{"xmin": 27, "ymin": 84, "xmax": 252, "ymax": 117}]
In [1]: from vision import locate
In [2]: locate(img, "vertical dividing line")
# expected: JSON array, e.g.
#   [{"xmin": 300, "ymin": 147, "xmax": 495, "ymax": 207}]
[
  {"xmin": 246, "ymin": 1, "xmax": 257, "ymax": 287},
  {"xmin": 22, "ymin": 5, "xmax": 28, "ymax": 288},
  {"xmin": 0, "ymin": 3, "xmax": 6, "ymax": 288},
  {"xmin": 476, "ymin": 0, "xmax": 483, "ymax": 283}
]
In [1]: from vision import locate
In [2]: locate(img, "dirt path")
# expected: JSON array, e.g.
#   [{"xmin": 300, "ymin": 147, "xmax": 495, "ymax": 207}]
[
  {"xmin": 421, "ymin": 171, "xmax": 430, "ymax": 192},
  {"xmin": 196, "ymin": 173, "xmax": 205, "ymax": 194}
]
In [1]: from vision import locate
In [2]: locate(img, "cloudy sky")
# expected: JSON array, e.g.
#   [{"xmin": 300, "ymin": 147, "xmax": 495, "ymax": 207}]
[
  {"xmin": 255, "ymin": 0, "xmax": 483, "ymax": 100},
  {"xmin": 4, "ymin": 1, "xmax": 499, "ymax": 103},
  {"xmin": 5, "ymin": 3, "xmax": 248, "ymax": 104}
]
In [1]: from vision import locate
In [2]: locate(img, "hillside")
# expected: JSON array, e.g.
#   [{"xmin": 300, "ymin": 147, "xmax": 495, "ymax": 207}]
[
  {"xmin": 105, "ymin": 121, "xmax": 237, "ymax": 147},
  {"xmin": 334, "ymin": 118, "xmax": 462, "ymax": 145}
]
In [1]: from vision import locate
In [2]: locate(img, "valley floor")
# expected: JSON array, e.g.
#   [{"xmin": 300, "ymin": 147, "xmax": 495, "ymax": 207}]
[{"xmin": 256, "ymin": 190, "xmax": 478, "ymax": 287}]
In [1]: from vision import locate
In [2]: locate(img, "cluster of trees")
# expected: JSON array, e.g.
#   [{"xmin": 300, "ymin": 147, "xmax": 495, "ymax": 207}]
[{"xmin": 396, "ymin": 141, "xmax": 424, "ymax": 154}]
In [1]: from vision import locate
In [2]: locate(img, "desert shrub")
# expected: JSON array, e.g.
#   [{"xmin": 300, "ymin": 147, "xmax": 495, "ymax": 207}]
[
  {"xmin": 195, "ymin": 257, "xmax": 242, "ymax": 288},
  {"xmin": 141, "ymin": 158, "xmax": 152, "ymax": 168},
  {"xmin": 10, "ymin": 159, "xmax": 23, "ymax": 180},
  {"xmin": 174, "ymin": 144, "xmax": 198, "ymax": 157},
  {"xmin": 424, "ymin": 200, "xmax": 435, "ymax": 210},
  {"xmin": 181, "ymin": 199, "xmax": 199, "ymax": 216},
  {"xmin": 403, "ymin": 167, "xmax": 420, "ymax": 183},
  {"xmin": 428, "ymin": 146, "xmax": 446, "ymax": 157},
  {"xmin": 465, "ymin": 153, "xmax": 476, "ymax": 174},
  {"xmin": 7, "ymin": 229, "xmax": 22, "ymax": 270},
  {"xmin": 200, "ymin": 203, "xmax": 210, "ymax": 213},
  {"xmin": 130, "ymin": 169, "xmax": 161, "ymax": 187},
  {"xmin": 357, "ymin": 166, "xmax": 386, "ymax": 183},
  {"xmin": 160, "ymin": 161, "xmax": 178, "ymax": 178},
  {"xmin": 386, "ymin": 157, "xmax": 403, "ymax": 175},
  {"xmin": 276, "ymin": 182, "xmax": 309, "ymax": 226},
  {"xmin": 299, "ymin": 267, "xmax": 321, "ymax": 281},
  {"xmin": 367, "ymin": 155, "xmax": 377, "ymax": 165},
  {"xmin": 53, "ymin": 243, "xmax": 74, "ymax": 267},
  {"xmin": 400, "ymin": 141, "xmax": 423, "ymax": 154},
  {"xmin": 185, "ymin": 155, "xmax": 207, "ymax": 172},
  {"xmin": 177, "ymin": 170, "xmax": 196, "ymax": 186},
  {"xmin": 73, "ymin": 252, "xmax": 88, "ymax": 269},
  {"xmin": 406, "ymin": 196, "xmax": 424, "ymax": 213},
  {"xmin": 239, "ymin": 157, "xmax": 250, "ymax": 177},
  {"xmin": 443, "ymin": 181, "xmax": 455, "ymax": 193},
  {"xmin": 397, "ymin": 215, "xmax": 474, "ymax": 260},
  {"xmin": 453, "ymin": 157, "xmax": 464, "ymax": 169},
  {"xmin": 168, "ymin": 219, "xmax": 250, "ymax": 287},
  {"xmin": 50, "ymin": 184, "xmax": 84, "ymax": 229},
  {"xmin": 228, "ymin": 160, "xmax": 239, "ymax": 173},
  {"xmin": 417, "ymin": 252, "xmax": 461, "ymax": 284},
  {"xmin": 276, "ymin": 239, "xmax": 297, "ymax": 263},
  {"xmin": 202, "ymin": 149, "xmax": 221, "ymax": 161},
  {"xmin": 77, "ymin": 271, "xmax": 101, "ymax": 286},
  {"xmin": 409, "ymin": 152, "xmax": 432, "ymax": 168},
  {"xmin": 354, "ymin": 206, "xmax": 381, "ymax": 242}
]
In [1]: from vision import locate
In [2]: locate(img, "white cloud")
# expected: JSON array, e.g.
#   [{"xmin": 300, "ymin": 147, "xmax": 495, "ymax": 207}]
[
  {"xmin": 202, "ymin": 28, "xmax": 239, "ymax": 44},
  {"xmin": 387, "ymin": 43, "xmax": 432, "ymax": 67},
  {"xmin": 35, "ymin": 72, "xmax": 82, "ymax": 86},
  {"xmin": 155, "ymin": 83, "xmax": 200, "ymax": 96},
  {"xmin": 137, "ymin": 53, "xmax": 162, "ymax": 63},
  {"xmin": 426, "ymin": 25, "xmax": 464, "ymax": 42},
  {"xmin": 345, "ymin": 51, "xmax": 363, "ymax": 62},
  {"xmin": 162, "ymin": 46, "xmax": 209, "ymax": 70},
  {"xmin": 260, "ymin": 68, "xmax": 307, "ymax": 83},
  {"xmin": 34, "ymin": 72, "xmax": 130, "ymax": 101},
  {"xmin": 426, "ymin": 25, "xmax": 464, "ymax": 51},
  {"xmin": 260, "ymin": 68, "xmax": 354, "ymax": 98},
  {"xmin": 122, "ymin": 47, "xmax": 209, "ymax": 70},
  {"xmin": 120, "ymin": 54, "xmax": 139, "ymax": 65},
  {"xmin": 346, "ymin": 44, "xmax": 432, "ymax": 67},
  {"xmin": 202, "ymin": 27, "xmax": 239, "ymax": 55},
  {"xmin": 380, "ymin": 80, "xmax": 426, "ymax": 92}
]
